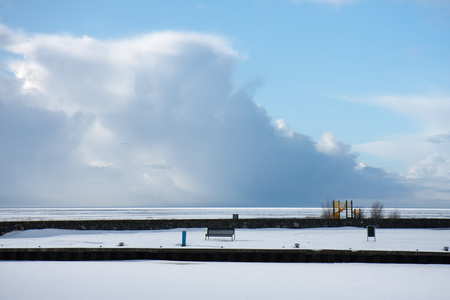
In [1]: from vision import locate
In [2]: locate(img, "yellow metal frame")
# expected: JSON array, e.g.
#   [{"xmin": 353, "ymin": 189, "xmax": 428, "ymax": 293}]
[{"xmin": 332, "ymin": 201, "xmax": 347, "ymax": 219}]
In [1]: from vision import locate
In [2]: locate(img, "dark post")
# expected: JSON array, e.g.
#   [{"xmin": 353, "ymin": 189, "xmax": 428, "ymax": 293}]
[
  {"xmin": 232, "ymin": 214, "xmax": 239, "ymax": 227},
  {"xmin": 367, "ymin": 225, "xmax": 376, "ymax": 241},
  {"xmin": 345, "ymin": 200, "xmax": 348, "ymax": 219}
]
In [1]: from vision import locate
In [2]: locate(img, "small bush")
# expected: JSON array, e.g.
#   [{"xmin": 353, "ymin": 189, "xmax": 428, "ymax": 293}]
[
  {"xmin": 370, "ymin": 202, "xmax": 384, "ymax": 219},
  {"xmin": 388, "ymin": 208, "xmax": 400, "ymax": 219},
  {"xmin": 321, "ymin": 200, "xmax": 333, "ymax": 219},
  {"xmin": 357, "ymin": 208, "xmax": 365, "ymax": 219}
]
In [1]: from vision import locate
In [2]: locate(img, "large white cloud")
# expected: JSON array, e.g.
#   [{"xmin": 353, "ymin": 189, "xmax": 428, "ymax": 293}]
[{"xmin": 0, "ymin": 25, "xmax": 411, "ymax": 207}]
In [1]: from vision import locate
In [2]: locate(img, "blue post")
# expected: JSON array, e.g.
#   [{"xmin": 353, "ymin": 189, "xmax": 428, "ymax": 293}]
[{"xmin": 182, "ymin": 231, "xmax": 186, "ymax": 246}]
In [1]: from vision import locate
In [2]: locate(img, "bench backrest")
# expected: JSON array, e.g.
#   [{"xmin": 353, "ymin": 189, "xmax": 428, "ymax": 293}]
[{"xmin": 207, "ymin": 228, "xmax": 235, "ymax": 235}]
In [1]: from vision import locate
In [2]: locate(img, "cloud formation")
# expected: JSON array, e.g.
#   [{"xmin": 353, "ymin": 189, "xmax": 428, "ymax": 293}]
[
  {"xmin": 351, "ymin": 94, "xmax": 450, "ymax": 205},
  {"xmin": 0, "ymin": 25, "xmax": 412, "ymax": 207}
]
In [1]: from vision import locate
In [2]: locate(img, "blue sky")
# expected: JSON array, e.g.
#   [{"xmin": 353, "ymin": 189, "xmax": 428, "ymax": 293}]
[{"xmin": 0, "ymin": 0, "xmax": 449, "ymax": 207}]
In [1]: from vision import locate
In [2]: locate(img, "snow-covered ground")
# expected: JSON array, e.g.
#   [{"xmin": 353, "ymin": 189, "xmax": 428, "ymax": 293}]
[
  {"xmin": 2, "ymin": 207, "xmax": 450, "ymax": 221},
  {"xmin": 1, "ymin": 227, "xmax": 450, "ymax": 253},
  {"xmin": 1, "ymin": 260, "xmax": 449, "ymax": 300},
  {"xmin": 1, "ymin": 227, "xmax": 450, "ymax": 300}
]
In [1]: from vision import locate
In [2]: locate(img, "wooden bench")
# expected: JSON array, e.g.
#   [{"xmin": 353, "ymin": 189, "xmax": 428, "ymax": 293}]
[{"xmin": 205, "ymin": 228, "xmax": 235, "ymax": 240}]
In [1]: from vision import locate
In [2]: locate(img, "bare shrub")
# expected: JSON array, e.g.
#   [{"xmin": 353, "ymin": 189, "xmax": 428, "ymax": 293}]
[
  {"xmin": 388, "ymin": 208, "xmax": 400, "ymax": 219},
  {"xmin": 357, "ymin": 208, "xmax": 365, "ymax": 219},
  {"xmin": 321, "ymin": 200, "xmax": 333, "ymax": 219},
  {"xmin": 370, "ymin": 201, "xmax": 384, "ymax": 219}
]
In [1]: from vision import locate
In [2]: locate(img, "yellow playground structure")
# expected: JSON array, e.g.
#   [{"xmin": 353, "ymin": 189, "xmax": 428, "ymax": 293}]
[{"xmin": 332, "ymin": 200, "xmax": 361, "ymax": 219}]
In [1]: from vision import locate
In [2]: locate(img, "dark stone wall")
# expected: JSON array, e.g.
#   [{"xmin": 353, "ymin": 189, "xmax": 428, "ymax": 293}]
[
  {"xmin": 1, "ymin": 218, "xmax": 450, "ymax": 236},
  {"xmin": 1, "ymin": 247, "xmax": 449, "ymax": 264}
]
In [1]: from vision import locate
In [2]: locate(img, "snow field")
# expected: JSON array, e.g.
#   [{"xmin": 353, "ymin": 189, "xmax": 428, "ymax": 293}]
[
  {"xmin": 2, "ymin": 227, "xmax": 450, "ymax": 252},
  {"xmin": 0, "ymin": 260, "xmax": 449, "ymax": 300}
]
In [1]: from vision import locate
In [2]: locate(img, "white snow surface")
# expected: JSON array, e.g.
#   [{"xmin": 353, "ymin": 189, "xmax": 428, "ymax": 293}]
[
  {"xmin": 1, "ymin": 227, "xmax": 450, "ymax": 253},
  {"xmin": 1, "ymin": 260, "xmax": 449, "ymax": 300}
]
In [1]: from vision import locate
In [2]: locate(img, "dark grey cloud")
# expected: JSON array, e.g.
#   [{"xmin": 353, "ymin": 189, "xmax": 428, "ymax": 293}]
[{"xmin": 0, "ymin": 94, "xmax": 93, "ymax": 206}]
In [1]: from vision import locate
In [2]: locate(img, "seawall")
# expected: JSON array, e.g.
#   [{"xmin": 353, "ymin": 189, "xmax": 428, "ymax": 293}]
[
  {"xmin": 0, "ymin": 247, "xmax": 449, "ymax": 264},
  {"xmin": 2, "ymin": 217, "xmax": 450, "ymax": 236}
]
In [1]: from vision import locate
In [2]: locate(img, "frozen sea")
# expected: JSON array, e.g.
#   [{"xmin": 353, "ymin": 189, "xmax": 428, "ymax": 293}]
[{"xmin": 2, "ymin": 207, "xmax": 450, "ymax": 221}]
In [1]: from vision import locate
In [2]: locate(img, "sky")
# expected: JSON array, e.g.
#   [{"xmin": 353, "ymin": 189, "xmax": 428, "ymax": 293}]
[{"xmin": 0, "ymin": 0, "xmax": 449, "ymax": 208}]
